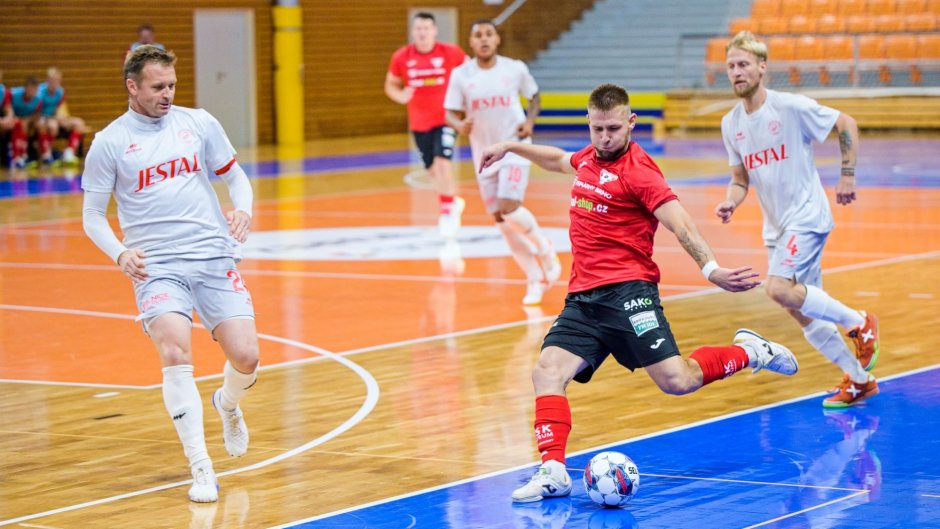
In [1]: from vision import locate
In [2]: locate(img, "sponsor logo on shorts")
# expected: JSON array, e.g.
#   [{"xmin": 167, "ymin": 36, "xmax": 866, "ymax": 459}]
[
  {"xmin": 650, "ymin": 338, "xmax": 666, "ymax": 349},
  {"xmin": 623, "ymin": 297, "xmax": 653, "ymax": 311},
  {"xmin": 141, "ymin": 292, "xmax": 170, "ymax": 312},
  {"xmin": 629, "ymin": 311, "xmax": 659, "ymax": 336}
]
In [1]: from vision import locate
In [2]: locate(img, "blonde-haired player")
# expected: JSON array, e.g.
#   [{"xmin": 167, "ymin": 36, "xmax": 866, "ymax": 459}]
[
  {"xmin": 718, "ymin": 31, "xmax": 879, "ymax": 408},
  {"xmin": 444, "ymin": 19, "xmax": 561, "ymax": 304}
]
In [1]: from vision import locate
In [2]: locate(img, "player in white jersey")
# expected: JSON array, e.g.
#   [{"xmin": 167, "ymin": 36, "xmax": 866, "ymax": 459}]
[
  {"xmin": 716, "ymin": 32, "xmax": 879, "ymax": 408},
  {"xmin": 444, "ymin": 19, "xmax": 561, "ymax": 305},
  {"xmin": 81, "ymin": 46, "xmax": 259, "ymax": 503}
]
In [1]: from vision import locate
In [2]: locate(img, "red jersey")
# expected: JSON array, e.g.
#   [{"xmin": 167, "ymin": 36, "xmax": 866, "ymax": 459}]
[
  {"xmin": 567, "ymin": 142, "xmax": 678, "ymax": 292},
  {"xmin": 388, "ymin": 42, "xmax": 465, "ymax": 132}
]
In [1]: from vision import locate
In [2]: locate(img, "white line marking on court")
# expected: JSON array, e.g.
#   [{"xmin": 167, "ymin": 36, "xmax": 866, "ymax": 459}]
[
  {"xmin": 742, "ymin": 490, "xmax": 870, "ymax": 528},
  {"xmin": 640, "ymin": 472, "xmax": 864, "ymax": 492},
  {"xmin": 92, "ymin": 392, "xmax": 120, "ymax": 398},
  {"xmin": 0, "ymin": 308, "xmax": 381, "ymax": 528},
  {"xmin": 270, "ymin": 363, "xmax": 940, "ymax": 529},
  {"xmin": 922, "ymin": 493, "xmax": 940, "ymax": 499},
  {"xmin": 910, "ymin": 293, "xmax": 934, "ymax": 299},
  {"xmin": 855, "ymin": 291, "xmax": 880, "ymax": 297},
  {"xmin": 18, "ymin": 523, "xmax": 66, "ymax": 529}
]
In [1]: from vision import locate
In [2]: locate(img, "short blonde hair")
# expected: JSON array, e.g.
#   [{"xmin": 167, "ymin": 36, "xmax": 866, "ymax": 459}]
[{"xmin": 726, "ymin": 31, "xmax": 768, "ymax": 62}]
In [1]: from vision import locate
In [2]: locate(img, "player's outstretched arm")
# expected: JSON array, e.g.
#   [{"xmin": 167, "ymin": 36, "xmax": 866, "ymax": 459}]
[
  {"xmin": 715, "ymin": 164, "xmax": 749, "ymax": 224},
  {"xmin": 834, "ymin": 111, "xmax": 859, "ymax": 205},
  {"xmin": 654, "ymin": 199, "xmax": 760, "ymax": 292},
  {"xmin": 479, "ymin": 141, "xmax": 573, "ymax": 175}
]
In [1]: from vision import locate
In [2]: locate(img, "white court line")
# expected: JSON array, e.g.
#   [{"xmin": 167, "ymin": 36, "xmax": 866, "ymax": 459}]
[
  {"xmin": 923, "ymin": 493, "xmax": 940, "ymax": 499},
  {"xmin": 742, "ymin": 491, "xmax": 871, "ymax": 529},
  {"xmin": 0, "ymin": 313, "xmax": 381, "ymax": 527},
  {"xmin": 266, "ymin": 363, "xmax": 940, "ymax": 529}
]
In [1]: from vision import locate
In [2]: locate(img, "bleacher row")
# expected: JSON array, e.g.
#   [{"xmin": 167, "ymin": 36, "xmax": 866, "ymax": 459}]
[{"xmin": 706, "ymin": 0, "xmax": 940, "ymax": 87}]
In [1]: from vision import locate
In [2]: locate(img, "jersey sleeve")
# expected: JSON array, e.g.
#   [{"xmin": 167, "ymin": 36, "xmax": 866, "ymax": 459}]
[
  {"xmin": 196, "ymin": 109, "xmax": 237, "ymax": 173},
  {"xmin": 80, "ymin": 133, "xmax": 118, "ymax": 193},
  {"xmin": 790, "ymin": 94, "xmax": 839, "ymax": 143},
  {"xmin": 721, "ymin": 114, "xmax": 743, "ymax": 167},
  {"xmin": 448, "ymin": 43, "xmax": 467, "ymax": 69},
  {"xmin": 443, "ymin": 67, "xmax": 465, "ymax": 111},
  {"xmin": 517, "ymin": 61, "xmax": 539, "ymax": 100},
  {"xmin": 387, "ymin": 47, "xmax": 406, "ymax": 78},
  {"xmin": 624, "ymin": 154, "xmax": 678, "ymax": 213}
]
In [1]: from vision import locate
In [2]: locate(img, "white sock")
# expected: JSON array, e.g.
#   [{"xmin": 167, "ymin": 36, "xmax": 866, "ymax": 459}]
[
  {"xmin": 162, "ymin": 364, "xmax": 209, "ymax": 466},
  {"xmin": 800, "ymin": 285, "xmax": 866, "ymax": 330},
  {"xmin": 219, "ymin": 360, "xmax": 258, "ymax": 412},
  {"xmin": 803, "ymin": 319, "xmax": 869, "ymax": 383},
  {"xmin": 502, "ymin": 206, "xmax": 550, "ymax": 255},
  {"xmin": 498, "ymin": 222, "xmax": 542, "ymax": 282}
]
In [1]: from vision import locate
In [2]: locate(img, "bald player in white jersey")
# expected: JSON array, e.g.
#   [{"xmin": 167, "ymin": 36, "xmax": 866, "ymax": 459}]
[
  {"xmin": 717, "ymin": 31, "xmax": 880, "ymax": 408},
  {"xmin": 444, "ymin": 19, "xmax": 561, "ymax": 305},
  {"xmin": 81, "ymin": 46, "xmax": 258, "ymax": 502}
]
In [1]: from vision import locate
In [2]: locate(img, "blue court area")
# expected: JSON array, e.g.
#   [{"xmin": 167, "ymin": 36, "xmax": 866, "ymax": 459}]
[{"xmin": 281, "ymin": 366, "xmax": 940, "ymax": 529}]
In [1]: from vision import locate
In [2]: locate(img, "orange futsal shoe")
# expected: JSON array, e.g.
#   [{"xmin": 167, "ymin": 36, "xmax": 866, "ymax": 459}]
[
  {"xmin": 822, "ymin": 374, "xmax": 879, "ymax": 408},
  {"xmin": 847, "ymin": 311, "xmax": 879, "ymax": 371}
]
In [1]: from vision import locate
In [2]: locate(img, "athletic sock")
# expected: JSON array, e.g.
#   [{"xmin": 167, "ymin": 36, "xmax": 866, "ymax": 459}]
[
  {"xmin": 497, "ymin": 221, "xmax": 542, "ymax": 282},
  {"xmin": 801, "ymin": 285, "xmax": 866, "ymax": 329},
  {"xmin": 803, "ymin": 319, "xmax": 869, "ymax": 383},
  {"xmin": 162, "ymin": 364, "xmax": 209, "ymax": 466},
  {"xmin": 67, "ymin": 131, "xmax": 82, "ymax": 151},
  {"xmin": 534, "ymin": 395, "xmax": 571, "ymax": 465},
  {"xmin": 502, "ymin": 206, "xmax": 549, "ymax": 255},
  {"xmin": 689, "ymin": 345, "xmax": 750, "ymax": 385},
  {"xmin": 439, "ymin": 194, "xmax": 455, "ymax": 214},
  {"xmin": 218, "ymin": 360, "xmax": 258, "ymax": 412}
]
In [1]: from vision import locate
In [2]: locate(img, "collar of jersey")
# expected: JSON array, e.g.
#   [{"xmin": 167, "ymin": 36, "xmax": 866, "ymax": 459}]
[{"xmin": 126, "ymin": 106, "xmax": 168, "ymax": 130}]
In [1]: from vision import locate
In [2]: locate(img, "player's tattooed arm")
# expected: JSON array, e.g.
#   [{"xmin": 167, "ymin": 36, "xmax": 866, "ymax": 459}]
[
  {"xmin": 654, "ymin": 200, "xmax": 715, "ymax": 268},
  {"xmin": 834, "ymin": 111, "xmax": 859, "ymax": 205}
]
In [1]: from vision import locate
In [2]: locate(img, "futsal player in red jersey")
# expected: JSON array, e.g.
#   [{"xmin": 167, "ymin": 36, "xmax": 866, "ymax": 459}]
[
  {"xmin": 385, "ymin": 12, "xmax": 467, "ymax": 238},
  {"xmin": 480, "ymin": 84, "xmax": 800, "ymax": 503}
]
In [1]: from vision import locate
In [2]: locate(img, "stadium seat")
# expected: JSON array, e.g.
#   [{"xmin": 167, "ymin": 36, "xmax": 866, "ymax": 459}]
[
  {"xmin": 867, "ymin": 0, "xmax": 896, "ymax": 15},
  {"xmin": 779, "ymin": 0, "xmax": 809, "ymax": 17},
  {"xmin": 789, "ymin": 15, "xmax": 818, "ymax": 33},
  {"xmin": 705, "ymin": 38, "xmax": 728, "ymax": 86},
  {"xmin": 916, "ymin": 34, "xmax": 940, "ymax": 59},
  {"xmin": 873, "ymin": 14, "xmax": 906, "ymax": 32},
  {"xmin": 808, "ymin": 0, "xmax": 838, "ymax": 16},
  {"xmin": 817, "ymin": 14, "xmax": 847, "ymax": 32},
  {"xmin": 895, "ymin": 0, "xmax": 927, "ymax": 15},
  {"xmin": 886, "ymin": 34, "xmax": 922, "ymax": 83},
  {"xmin": 822, "ymin": 35, "xmax": 857, "ymax": 84},
  {"xmin": 759, "ymin": 17, "xmax": 790, "ymax": 35},
  {"xmin": 859, "ymin": 35, "xmax": 890, "ymax": 83},
  {"xmin": 930, "ymin": 0, "xmax": 940, "ymax": 13},
  {"xmin": 904, "ymin": 14, "xmax": 938, "ymax": 31},
  {"xmin": 767, "ymin": 36, "xmax": 801, "ymax": 85},
  {"xmin": 729, "ymin": 17, "xmax": 755, "ymax": 35},
  {"xmin": 846, "ymin": 15, "xmax": 877, "ymax": 32},
  {"xmin": 838, "ymin": 0, "xmax": 868, "ymax": 16},
  {"xmin": 752, "ymin": 0, "xmax": 783, "ymax": 17}
]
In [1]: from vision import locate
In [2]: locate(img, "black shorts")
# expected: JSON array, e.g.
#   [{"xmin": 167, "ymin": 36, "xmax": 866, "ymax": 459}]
[
  {"xmin": 412, "ymin": 126, "xmax": 456, "ymax": 169},
  {"xmin": 542, "ymin": 280, "xmax": 680, "ymax": 383}
]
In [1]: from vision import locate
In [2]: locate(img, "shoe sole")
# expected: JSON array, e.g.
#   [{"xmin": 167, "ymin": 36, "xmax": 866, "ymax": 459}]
[{"xmin": 822, "ymin": 386, "xmax": 880, "ymax": 408}]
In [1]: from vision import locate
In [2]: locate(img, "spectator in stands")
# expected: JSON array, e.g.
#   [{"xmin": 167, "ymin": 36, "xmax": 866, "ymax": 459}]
[
  {"xmin": 716, "ymin": 31, "xmax": 879, "ymax": 408},
  {"xmin": 126, "ymin": 23, "xmax": 164, "ymax": 62},
  {"xmin": 38, "ymin": 67, "xmax": 88, "ymax": 165},
  {"xmin": 385, "ymin": 12, "xmax": 467, "ymax": 238},
  {"xmin": 9, "ymin": 76, "xmax": 43, "ymax": 169},
  {"xmin": 0, "ymin": 70, "xmax": 15, "ymax": 167}
]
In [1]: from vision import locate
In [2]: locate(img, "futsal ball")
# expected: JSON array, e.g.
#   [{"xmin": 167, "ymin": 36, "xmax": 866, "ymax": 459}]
[{"xmin": 583, "ymin": 451, "xmax": 640, "ymax": 507}]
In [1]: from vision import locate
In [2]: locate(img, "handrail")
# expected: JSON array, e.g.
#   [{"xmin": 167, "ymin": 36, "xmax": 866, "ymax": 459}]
[{"xmin": 494, "ymin": 0, "xmax": 528, "ymax": 26}]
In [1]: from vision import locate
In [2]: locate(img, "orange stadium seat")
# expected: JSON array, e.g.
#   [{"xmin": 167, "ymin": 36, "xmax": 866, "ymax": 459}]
[
  {"xmin": 885, "ymin": 34, "xmax": 922, "ymax": 83},
  {"xmin": 759, "ymin": 17, "xmax": 790, "ymax": 34},
  {"xmin": 767, "ymin": 36, "xmax": 802, "ymax": 84},
  {"xmin": 817, "ymin": 14, "xmax": 847, "ymax": 32},
  {"xmin": 789, "ymin": 15, "xmax": 818, "ymax": 33},
  {"xmin": 904, "ymin": 14, "xmax": 938, "ymax": 31},
  {"xmin": 859, "ymin": 34, "xmax": 890, "ymax": 82},
  {"xmin": 752, "ymin": 0, "xmax": 782, "ymax": 17},
  {"xmin": 795, "ymin": 35, "xmax": 827, "ymax": 84},
  {"xmin": 705, "ymin": 37, "xmax": 728, "ymax": 85},
  {"xmin": 930, "ymin": 0, "xmax": 940, "ymax": 13},
  {"xmin": 916, "ymin": 34, "xmax": 940, "ymax": 58},
  {"xmin": 895, "ymin": 0, "xmax": 926, "ymax": 14},
  {"xmin": 838, "ymin": 0, "xmax": 868, "ymax": 16},
  {"xmin": 779, "ymin": 0, "xmax": 810, "ymax": 17},
  {"xmin": 808, "ymin": 0, "xmax": 838, "ymax": 16},
  {"xmin": 873, "ymin": 14, "xmax": 907, "ymax": 32},
  {"xmin": 846, "ymin": 15, "xmax": 877, "ymax": 32},
  {"xmin": 729, "ymin": 17, "xmax": 756, "ymax": 35},
  {"xmin": 867, "ymin": 0, "xmax": 897, "ymax": 15},
  {"xmin": 822, "ymin": 35, "xmax": 858, "ymax": 83}
]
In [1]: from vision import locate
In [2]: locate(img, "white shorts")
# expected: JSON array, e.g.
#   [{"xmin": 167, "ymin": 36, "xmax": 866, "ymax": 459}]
[
  {"xmin": 133, "ymin": 257, "xmax": 255, "ymax": 333},
  {"xmin": 477, "ymin": 163, "xmax": 530, "ymax": 214},
  {"xmin": 767, "ymin": 230, "xmax": 829, "ymax": 288}
]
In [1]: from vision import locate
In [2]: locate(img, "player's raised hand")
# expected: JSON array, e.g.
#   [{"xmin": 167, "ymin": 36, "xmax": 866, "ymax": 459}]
[
  {"xmin": 715, "ymin": 200, "xmax": 736, "ymax": 224},
  {"xmin": 227, "ymin": 210, "xmax": 252, "ymax": 243},
  {"xmin": 835, "ymin": 174, "xmax": 857, "ymax": 205},
  {"xmin": 117, "ymin": 248, "xmax": 148, "ymax": 282},
  {"xmin": 708, "ymin": 265, "xmax": 760, "ymax": 292},
  {"xmin": 479, "ymin": 141, "xmax": 510, "ymax": 173}
]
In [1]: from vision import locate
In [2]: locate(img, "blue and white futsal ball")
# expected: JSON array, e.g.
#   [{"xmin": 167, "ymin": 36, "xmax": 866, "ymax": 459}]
[{"xmin": 582, "ymin": 451, "xmax": 640, "ymax": 507}]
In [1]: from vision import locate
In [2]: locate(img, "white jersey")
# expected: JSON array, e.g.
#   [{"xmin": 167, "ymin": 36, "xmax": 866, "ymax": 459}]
[
  {"xmin": 82, "ymin": 106, "xmax": 239, "ymax": 263},
  {"xmin": 721, "ymin": 89, "xmax": 840, "ymax": 244},
  {"xmin": 444, "ymin": 55, "xmax": 539, "ymax": 176}
]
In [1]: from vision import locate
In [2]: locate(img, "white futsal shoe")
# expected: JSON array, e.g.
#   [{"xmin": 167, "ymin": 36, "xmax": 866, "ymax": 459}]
[
  {"xmin": 734, "ymin": 328, "xmax": 799, "ymax": 375},
  {"xmin": 538, "ymin": 243, "xmax": 562, "ymax": 286},
  {"xmin": 438, "ymin": 196, "xmax": 465, "ymax": 239},
  {"xmin": 212, "ymin": 389, "xmax": 249, "ymax": 457},
  {"xmin": 511, "ymin": 460, "xmax": 572, "ymax": 503},
  {"xmin": 188, "ymin": 459, "xmax": 219, "ymax": 503}
]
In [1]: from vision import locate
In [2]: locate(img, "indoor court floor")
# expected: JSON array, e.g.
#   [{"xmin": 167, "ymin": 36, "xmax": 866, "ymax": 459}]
[{"xmin": 1, "ymin": 130, "xmax": 939, "ymax": 528}]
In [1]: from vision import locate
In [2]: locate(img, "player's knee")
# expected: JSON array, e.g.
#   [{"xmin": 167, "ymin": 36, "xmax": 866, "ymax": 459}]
[
  {"xmin": 226, "ymin": 341, "xmax": 260, "ymax": 372},
  {"xmin": 655, "ymin": 372, "xmax": 698, "ymax": 395},
  {"xmin": 497, "ymin": 200, "xmax": 521, "ymax": 217},
  {"xmin": 764, "ymin": 279, "xmax": 793, "ymax": 306},
  {"xmin": 531, "ymin": 358, "xmax": 571, "ymax": 391},
  {"xmin": 157, "ymin": 342, "xmax": 191, "ymax": 366}
]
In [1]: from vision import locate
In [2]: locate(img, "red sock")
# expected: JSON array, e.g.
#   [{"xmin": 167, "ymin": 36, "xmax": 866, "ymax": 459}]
[
  {"xmin": 68, "ymin": 131, "xmax": 82, "ymax": 151},
  {"xmin": 534, "ymin": 395, "xmax": 571, "ymax": 464},
  {"xmin": 689, "ymin": 345, "xmax": 750, "ymax": 385},
  {"xmin": 11, "ymin": 121, "xmax": 26, "ymax": 158},
  {"xmin": 439, "ymin": 194, "xmax": 454, "ymax": 214},
  {"xmin": 39, "ymin": 132, "xmax": 52, "ymax": 158}
]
